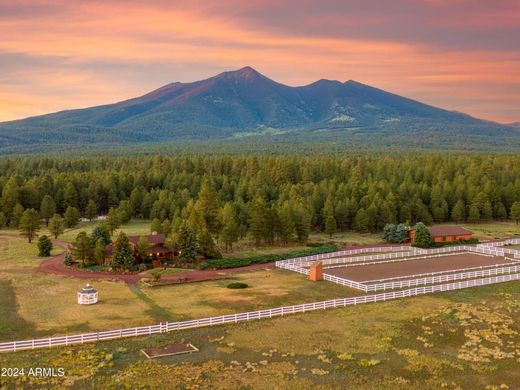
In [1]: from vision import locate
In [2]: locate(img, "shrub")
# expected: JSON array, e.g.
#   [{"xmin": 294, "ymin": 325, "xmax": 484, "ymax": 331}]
[
  {"xmin": 199, "ymin": 244, "xmax": 339, "ymax": 270},
  {"xmin": 37, "ymin": 235, "xmax": 53, "ymax": 257},
  {"xmin": 63, "ymin": 252, "xmax": 73, "ymax": 266},
  {"xmin": 150, "ymin": 269, "xmax": 162, "ymax": 282},
  {"xmin": 227, "ymin": 282, "xmax": 248, "ymax": 289}
]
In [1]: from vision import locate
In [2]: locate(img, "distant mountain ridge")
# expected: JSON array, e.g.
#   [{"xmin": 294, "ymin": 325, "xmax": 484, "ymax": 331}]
[{"xmin": 0, "ymin": 66, "xmax": 518, "ymax": 150}]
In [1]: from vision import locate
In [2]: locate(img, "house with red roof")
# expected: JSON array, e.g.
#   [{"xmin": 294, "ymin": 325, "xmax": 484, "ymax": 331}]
[{"xmin": 409, "ymin": 226, "xmax": 473, "ymax": 243}]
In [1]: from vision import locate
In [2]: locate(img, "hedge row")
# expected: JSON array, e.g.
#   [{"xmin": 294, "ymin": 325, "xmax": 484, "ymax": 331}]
[{"xmin": 199, "ymin": 244, "xmax": 339, "ymax": 270}]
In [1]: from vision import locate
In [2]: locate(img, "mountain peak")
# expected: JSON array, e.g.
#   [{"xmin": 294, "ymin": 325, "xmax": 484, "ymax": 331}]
[{"xmin": 218, "ymin": 66, "xmax": 264, "ymax": 81}]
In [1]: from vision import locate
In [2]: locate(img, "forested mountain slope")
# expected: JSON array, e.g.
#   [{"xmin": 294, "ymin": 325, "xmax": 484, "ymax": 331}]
[{"xmin": 0, "ymin": 67, "xmax": 518, "ymax": 152}]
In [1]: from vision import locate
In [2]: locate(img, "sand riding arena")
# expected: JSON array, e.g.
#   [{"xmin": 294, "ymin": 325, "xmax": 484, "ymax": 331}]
[{"xmin": 276, "ymin": 239, "xmax": 520, "ymax": 292}]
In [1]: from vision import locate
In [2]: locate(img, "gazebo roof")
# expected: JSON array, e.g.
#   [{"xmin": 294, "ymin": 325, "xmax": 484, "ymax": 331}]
[{"xmin": 79, "ymin": 284, "xmax": 97, "ymax": 294}]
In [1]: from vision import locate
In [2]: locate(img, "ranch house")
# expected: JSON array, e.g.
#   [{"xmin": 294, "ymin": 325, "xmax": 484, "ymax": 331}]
[
  {"xmin": 105, "ymin": 233, "xmax": 172, "ymax": 262},
  {"xmin": 409, "ymin": 226, "xmax": 473, "ymax": 243}
]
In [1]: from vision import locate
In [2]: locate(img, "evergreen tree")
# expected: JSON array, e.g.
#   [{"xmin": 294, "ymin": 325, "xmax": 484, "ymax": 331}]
[
  {"xmin": 64, "ymin": 206, "xmax": 80, "ymax": 228},
  {"xmin": 248, "ymin": 197, "xmax": 268, "ymax": 245},
  {"xmin": 467, "ymin": 205, "xmax": 481, "ymax": 223},
  {"xmin": 196, "ymin": 178, "xmax": 220, "ymax": 234},
  {"xmin": 324, "ymin": 215, "xmax": 337, "ymax": 238},
  {"xmin": 220, "ymin": 203, "xmax": 239, "ymax": 251},
  {"xmin": 1, "ymin": 177, "xmax": 19, "ymax": 222},
  {"xmin": 412, "ymin": 222, "xmax": 433, "ymax": 248},
  {"xmin": 37, "ymin": 235, "xmax": 53, "ymax": 257},
  {"xmin": 71, "ymin": 231, "xmax": 94, "ymax": 266},
  {"xmin": 198, "ymin": 228, "xmax": 222, "ymax": 259},
  {"xmin": 0, "ymin": 212, "xmax": 6, "ymax": 228},
  {"xmin": 111, "ymin": 232, "xmax": 135, "ymax": 271},
  {"xmin": 85, "ymin": 199, "xmax": 98, "ymax": 221},
  {"xmin": 178, "ymin": 222, "xmax": 199, "ymax": 261},
  {"xmin": 92, "ymin": 224, "xmax": 111, "ymax": 245},
  {"xmin": 510, "ymin": 202, "xmax": 520, "ymax": 225},
  {"xmin": 39, "ymin": 195, "xmax": 56, "ymax": 226},
  {"xmin": 277, "ymin": 203, "xmax": 296, "ymax": 244},
  {"xmin": 93, "ymin": 239, "xmax": 107, "ymax": 265},
  {"xmin": 150, "ymin": 218, "xmax": 162, "ymax": 234},
  {"xmin": 19, "ymin": 208, "xmax": 40, "ymax": 242},
  {"xmin": 49, "ymin": 213, "xmax": 65, "ymax": 239},
  {"xmin": 106, "ymin": 207, "xmax": 121, "ymax": 235},
  {"xmin": 63, "ymin": 251, "xmax": 73, "ymax": 266},
  {"xmin": 451, "ymin": 200, "xmax": 466, "ymax": 223},
  {"xmin": 135, "ymin": 236, "xmax": 152, "ymax": 260},
  {"xmin": 11, "ymin": 203, "xmax": 24, "ymax": 228},
  {"xmin": 293, "ymin": 204, "xmax": 311, "ymax": 243},
  {"xmin": 353, "ymin": 208, "xmax": 370, "ymax": 233}
]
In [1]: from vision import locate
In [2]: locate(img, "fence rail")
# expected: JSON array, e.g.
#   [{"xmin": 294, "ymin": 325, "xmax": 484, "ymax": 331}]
[{"xmin": 2, "ymin": 273, "xmax": 520, "ymax": 353}]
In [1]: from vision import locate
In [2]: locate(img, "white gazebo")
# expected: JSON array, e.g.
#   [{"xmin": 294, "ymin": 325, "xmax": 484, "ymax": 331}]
[{"xmin": 77, "ymin": 284, "xmax": 98, "ymax": 305}]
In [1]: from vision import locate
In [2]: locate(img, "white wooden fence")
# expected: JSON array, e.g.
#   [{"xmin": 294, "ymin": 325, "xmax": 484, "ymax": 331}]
[
  {"xmin": 1, "ymin": 272, "xmax": 520, "ymax": 353},
  {"xmin": 363, "ymin": 264, "xmax": 520, "ymax": 291}
]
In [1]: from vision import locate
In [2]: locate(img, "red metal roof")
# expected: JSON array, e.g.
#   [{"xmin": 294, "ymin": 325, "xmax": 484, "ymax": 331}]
[{"xmin": 427, "ymin": 226, "xmax": 472, "ymax": 237}]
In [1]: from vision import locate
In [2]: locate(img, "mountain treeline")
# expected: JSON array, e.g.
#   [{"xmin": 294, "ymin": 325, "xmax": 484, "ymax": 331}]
[{"xmin": 1, "ymin": 155, "xmax": 520, "ymax": 247}]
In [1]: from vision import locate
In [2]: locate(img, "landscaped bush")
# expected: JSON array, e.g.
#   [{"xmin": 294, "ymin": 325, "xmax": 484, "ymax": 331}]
[
  {"xmin": 226, "ymin": 282, "xmax": 248, "ymax": 289},
  {"xmin": 199, "ymin": 244, "xmax": 339, "ymax": 270}
]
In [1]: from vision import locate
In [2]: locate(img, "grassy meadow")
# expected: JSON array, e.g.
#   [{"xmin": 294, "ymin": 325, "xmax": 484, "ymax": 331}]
[{"xmin": 0, "ymin": 281, "xmax": 518, "ymax": 389}]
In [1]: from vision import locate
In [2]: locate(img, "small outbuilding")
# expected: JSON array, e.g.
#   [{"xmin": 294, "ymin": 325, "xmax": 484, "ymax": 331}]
[{"xmin": 77, "ymin": 284, "xmax": 99, "ymax": 305}]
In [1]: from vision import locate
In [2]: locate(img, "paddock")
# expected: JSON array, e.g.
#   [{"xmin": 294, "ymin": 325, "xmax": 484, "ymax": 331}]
[{"xmin": 323, "ymin": 252, "xmax": 514, "ymax": 282}]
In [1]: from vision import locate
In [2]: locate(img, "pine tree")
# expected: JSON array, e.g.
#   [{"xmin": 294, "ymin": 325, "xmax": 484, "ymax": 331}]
[
  {"xmin": 277, "ymin": 203, "xmax": 296, "ymax": 244},
  {"xmin": 39, "ymin": 195, "xmax": 56, "ymax": 226},
  {"xmin": 293, "ymin": 204, "xmax": 311, "ymax": 243},
  {"xmin": 85, "ymin": 199, "xmax": 98, "ymax": 221},
  {"xmin": 510, "ymin": 202, "xmax": 520, "ymax": 225},
  {"xmin": 37, "ymin": 235, "xmax": 53, "ymax": 257},
  {"xmin": 324, "ymin": 215, "xmax": 337, "ymax": 238},
  {"xmin": 196, "ymin": 178, "xmax": 220, "ymax": 234},
  {"xmin": 11, "ymin": 203, "xmax": 24, "ymax": 228},
  {"xmin": 353, "ymin": 208, "xmax": 370, "ymax": 233},
  {"xmin": 198, "ymin": 228, "xmax": 222, "ymax": 259},
  {"xmin": 451, "ymin": 200, "xmax": 466, "ymax": 222},
  {"xmin": 1, "ymin": 177, "xmax": 19, "ymax": 223},
  {"xmin": 0, "ymin": 212, "xmax": 6, "ymax": 228},
  {"xmin": 220, "ymin": 203, "xmax": 239, "ymax": 251},
  {"xmin": 150, "ymin": 218, "xmax": 162, "ymax": 234},
  {"xmin": 248, "ymin": 197, "xmax": 268, "ymax": 245},
  {"xmin": 92, "ymin": 224, "xmax": 111, "ymax": 245},
  {"xmin": 93, "ymin": 239, "xmax": 107, "ymax": 265},
  {"xmin": 467, "ymin": 205, "xmax": 481, "ymax": 223},
  {"xmin": 178, "ymin": 222, "xmax": 199, "ymax": 261},
  {"xmin": 49, "ymin": 213, "xmax": 65, "ymax": 239},
  {"xmin": 111, "ymin": 232, "xmax": 135, "ymax": 271},
  {"xmin": 71, "ymin": 231, "xmax": 94, "ymax": 266},
  {"xmin": 106, "ymin": 207, "xmax": 121, "ymax": 235},
  {"xmin": 64, "ymin": 206, "xmax": 80, "ymax": 228},
  {"xmin": 19, "ymin": 208, "xmax": 40, "ymax": 242},
  {"xmin": 135, "ymin": 236, "xmax": 152, "ymax": 260},
  {"xmin": 412, "ymin": 222, "xmax": 433, "ymax": 248}
]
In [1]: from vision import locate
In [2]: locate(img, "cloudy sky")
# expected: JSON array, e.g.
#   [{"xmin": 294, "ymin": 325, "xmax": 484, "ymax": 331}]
[{"xmin": 1, "ymin": 0, "xmax": 519, "ymax": 123}]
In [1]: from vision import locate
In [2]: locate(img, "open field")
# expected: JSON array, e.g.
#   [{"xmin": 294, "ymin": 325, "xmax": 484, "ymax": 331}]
[
  {"xmin": 324, "ymin": 253, "xmax": 513, "ymax": 282},
  {"xmin": 1, "ymin": 281, "xmax": 519, "ymax": 389},
  {"xmin": 0, "ymin": 235, "xmax": 358, "ymax": 341}
]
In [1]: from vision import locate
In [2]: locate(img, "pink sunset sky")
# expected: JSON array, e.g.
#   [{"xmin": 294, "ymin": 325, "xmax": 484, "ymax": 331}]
[{"xmin": 0, "ymin": 0, "xmax": 519, "ymax": 123}]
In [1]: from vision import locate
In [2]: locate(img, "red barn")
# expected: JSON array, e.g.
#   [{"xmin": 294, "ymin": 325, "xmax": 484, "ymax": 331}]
[{"xmin": 409, "ymin": 226, "xmax": 473, "ymax": 243}]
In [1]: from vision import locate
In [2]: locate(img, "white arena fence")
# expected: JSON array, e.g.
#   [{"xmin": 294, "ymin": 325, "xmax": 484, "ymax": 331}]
[
  {"xmin": 362, "ymin": 264, "xmax": 520, "ymax": 292},
  {"xmin": 2, "ymin": 273, "xmax": 520, "ymax": 353},
  {"xmin": 276, "ymin": 240, "xmax": 520, "ymax": 270}
]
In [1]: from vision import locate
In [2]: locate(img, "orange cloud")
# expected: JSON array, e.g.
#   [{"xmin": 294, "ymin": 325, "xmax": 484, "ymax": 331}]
[{"xmin": 0, "ymin": 0, "xmax": 518, "ymax": 123}]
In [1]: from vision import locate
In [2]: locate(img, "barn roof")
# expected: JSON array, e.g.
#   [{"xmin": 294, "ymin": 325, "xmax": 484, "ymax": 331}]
[{"xmin": 428, "ymin": 226, "xmax": 472, "ymax": 237}]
